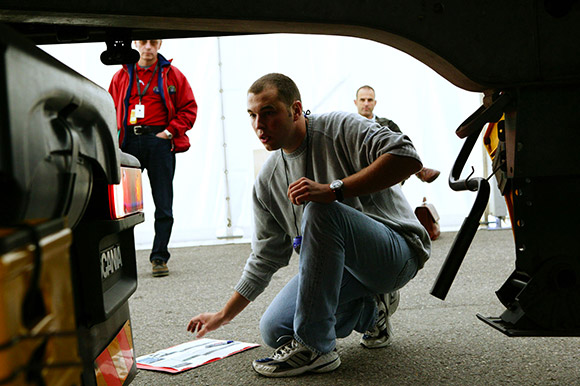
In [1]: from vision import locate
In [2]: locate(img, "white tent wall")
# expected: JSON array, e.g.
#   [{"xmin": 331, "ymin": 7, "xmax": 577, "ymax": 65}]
[{"xmin": 42, "ymin": 34, "xmax": 485, "ymax": 250}]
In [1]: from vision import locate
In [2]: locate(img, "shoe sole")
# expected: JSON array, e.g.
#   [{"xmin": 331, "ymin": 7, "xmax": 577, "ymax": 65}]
[
  {"xmin": 360, "ymin": 335, "xmax": 392, "ymax": 349},
  {"xmin": 310, "ymin": 355, "xmax": 342, "ymax": 374},
  {"xmin": 252, "ymin": 353, "xmax": 341, "ymax": 377},
  {"xmin": 152, "ymin": 270, "xmax": 169, "ymax": 277}
]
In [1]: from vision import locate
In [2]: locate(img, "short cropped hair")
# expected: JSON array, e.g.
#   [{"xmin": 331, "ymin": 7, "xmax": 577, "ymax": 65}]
[
  {"xmin": 356, "ymin": 85, "xmax": 375, "ymax": 99},
  {"xmin": 248, "ymin": 73, "xmax": 302, "ymax": 107}
]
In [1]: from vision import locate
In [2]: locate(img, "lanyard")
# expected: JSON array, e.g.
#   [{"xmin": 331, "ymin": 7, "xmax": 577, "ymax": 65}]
[
  {"xmin": 281, "ymin": 114, "xmax": 310, "ymax": 253},
  {"xmin": 134, "ymin": 62, "xmax": 159, "ymax": 104}
]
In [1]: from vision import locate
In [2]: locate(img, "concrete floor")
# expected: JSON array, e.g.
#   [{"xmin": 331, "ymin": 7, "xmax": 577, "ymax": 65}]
[{"xmin": 128, "ymin": 229, "xmax": 580, "ymax": 385}]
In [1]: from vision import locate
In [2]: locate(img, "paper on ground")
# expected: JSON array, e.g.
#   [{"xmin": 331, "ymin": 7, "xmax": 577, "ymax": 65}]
[{"xmin": 136, "ymin": 338, "xmax": 260, "ymax": 373}]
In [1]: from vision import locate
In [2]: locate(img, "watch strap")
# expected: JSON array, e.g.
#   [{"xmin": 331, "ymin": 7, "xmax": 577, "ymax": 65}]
[
  {"xmin": 331, "ymin": 180, "xmax": 344, "ymax": 202},
  {"xmin": 333, "ymin": 188, "xmax": 344, "ymax": 202}
]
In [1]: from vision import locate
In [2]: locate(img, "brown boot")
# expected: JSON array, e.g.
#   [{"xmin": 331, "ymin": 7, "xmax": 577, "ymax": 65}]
[
  {"xmin": 152, "ymin": 259, "xmax": 169, "ymax": 277},
  {"xmin": 415, "ymin": 168, "xmax": 440, "ymax": 183}
]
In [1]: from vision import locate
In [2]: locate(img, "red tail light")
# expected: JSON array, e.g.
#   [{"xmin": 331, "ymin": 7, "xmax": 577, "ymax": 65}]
[{"xmin": 108, "ymin": 166, "xmax": 143, "ymax": 219}]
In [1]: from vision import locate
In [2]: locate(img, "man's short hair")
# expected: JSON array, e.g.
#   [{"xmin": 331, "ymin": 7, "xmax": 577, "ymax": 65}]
[
  {"xmin": 248, "ymin": 73, "xmax": 301, "ymax": 107},
  {"xmin": 356, "ymin": 85, "xmax": 375, "ymax": 99}
]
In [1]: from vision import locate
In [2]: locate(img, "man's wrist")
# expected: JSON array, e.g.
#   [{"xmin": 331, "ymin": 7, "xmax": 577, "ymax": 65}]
[
  {"xmin": 330, "ymin": 179, "xmax": 344, "ymax": 202},
  {"xmin": 163, "ymin": 129, "xmax": 173, "ymax": 139}
]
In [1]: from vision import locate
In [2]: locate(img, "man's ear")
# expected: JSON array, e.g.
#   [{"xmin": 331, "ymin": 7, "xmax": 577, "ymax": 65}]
[{"xmin": 292, "ymin": 101, "xmax": 303, "ymax": 121}]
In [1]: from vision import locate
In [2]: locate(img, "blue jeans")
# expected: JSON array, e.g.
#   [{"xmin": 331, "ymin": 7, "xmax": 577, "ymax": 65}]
[
  {"xmin": 122, "ymin": 132, "xmax": 175, "ymax": 263},
  {"xmin": 259, "ymin": 201, "xmax": 419, "ymax": 354}
]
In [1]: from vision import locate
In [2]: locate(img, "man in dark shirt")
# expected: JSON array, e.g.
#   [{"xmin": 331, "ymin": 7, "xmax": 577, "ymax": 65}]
[{"xmin": 355, "ymin": 85, "xmax": 440, "ymax": 183}]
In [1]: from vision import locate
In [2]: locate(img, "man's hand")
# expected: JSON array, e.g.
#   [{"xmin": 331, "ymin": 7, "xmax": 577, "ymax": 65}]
[
  {"xmin": 187, "ymin": 312, "xmax": 228, "ymax": 338},
  {"xmin": 156, "ymin": 131, "xmax": 170, "ymax": 140},
  {"xmin": 186, "ymin": 292, "xmax": 250, "ymax": 338},
  {"xmin": 287, "ymin": 177, "xmax": 335, "ymax": 205}
]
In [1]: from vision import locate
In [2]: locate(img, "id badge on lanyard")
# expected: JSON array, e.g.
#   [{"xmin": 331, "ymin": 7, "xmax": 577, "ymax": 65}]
[
  {"xmin": 133, "ymin": 63, "xmax": 158, "ymax": 121},
  {"xmin": 135, "ymin": 104, "xmax": 145, "ymax": 118}
]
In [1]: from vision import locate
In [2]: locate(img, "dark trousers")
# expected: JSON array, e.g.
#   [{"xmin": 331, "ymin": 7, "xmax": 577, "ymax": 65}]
[{"xmin": 122, "ymin": 133, "xmax": 175, "ymax": 263}]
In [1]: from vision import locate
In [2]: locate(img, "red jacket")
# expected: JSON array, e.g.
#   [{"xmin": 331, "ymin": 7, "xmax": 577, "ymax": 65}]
[{"xmin": 108, "ymin": 54, "xmax": 197, "ymax": 153}]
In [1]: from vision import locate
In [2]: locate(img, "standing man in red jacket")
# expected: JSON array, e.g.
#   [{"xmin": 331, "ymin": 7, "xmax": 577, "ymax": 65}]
[{"xmin": 109, "ymin": 39, "xmax": 197, "ymax": 277}]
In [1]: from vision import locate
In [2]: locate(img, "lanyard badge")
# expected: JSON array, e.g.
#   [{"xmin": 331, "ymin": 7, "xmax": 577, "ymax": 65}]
[
  {"xmin": 293, "ymin": 236, "xmax": 302, "ymax": 254},
  {"xmin": 135, "ymin": 104, "xmax": 145, "ymax": 118},
  {"xmin": 133, "ymin": 62, "xmax": 159, "ymax": 120}
]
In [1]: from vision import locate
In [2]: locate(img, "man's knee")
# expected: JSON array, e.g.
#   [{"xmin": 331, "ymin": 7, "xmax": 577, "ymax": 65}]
[
  {"xmin": 154, "ymin": 211, "xmax": 174, "ymax": 222},
  {"xmin": 303, "ymin": 201, "xmax": 342, "ymax": 226}
]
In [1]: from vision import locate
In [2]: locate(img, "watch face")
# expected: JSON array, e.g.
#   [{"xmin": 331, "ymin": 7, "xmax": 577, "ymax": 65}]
[{"xmin": 330, "ymin": 180, "xmax": 343, "ymax": 190}]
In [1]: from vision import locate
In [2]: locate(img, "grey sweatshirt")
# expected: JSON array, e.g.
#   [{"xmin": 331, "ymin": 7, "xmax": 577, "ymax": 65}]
[{"xmin": 234, "ymin": 111, "xmax": 431, "ymax": 302}]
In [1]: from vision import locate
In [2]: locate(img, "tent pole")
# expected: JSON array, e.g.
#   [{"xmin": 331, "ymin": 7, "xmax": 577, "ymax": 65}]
[{"xmin": 216, "ymin": 37, "xmax": 242, "ymax": 240}]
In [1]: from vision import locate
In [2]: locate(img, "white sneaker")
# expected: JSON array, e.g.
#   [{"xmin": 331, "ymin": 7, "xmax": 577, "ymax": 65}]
[
  {"xmin": 252, "ymin": 339, "xmax": 341, "ymax": 377},
  {"xmin": 360, "ymin": 290, "xmax": 400, "ymax": 348}
]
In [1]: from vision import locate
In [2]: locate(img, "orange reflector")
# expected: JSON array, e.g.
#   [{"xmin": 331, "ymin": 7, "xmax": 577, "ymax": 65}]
[
  {"xmin": 94, "ymin": 320, "xmax": 135, "ymax": 386},
  {"xmin": 108, "ymin": 167, "xmax": 143, "ymax": 219}
]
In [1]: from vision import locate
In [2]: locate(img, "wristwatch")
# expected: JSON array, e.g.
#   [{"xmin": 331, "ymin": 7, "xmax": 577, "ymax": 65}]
[
  {"xmin": 163, "ymin": 129, "xmax": 173, "ymax": 139},
  {"xmin": 330, "ymin": 179, "xmax": 344, "ymax": 202}
]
